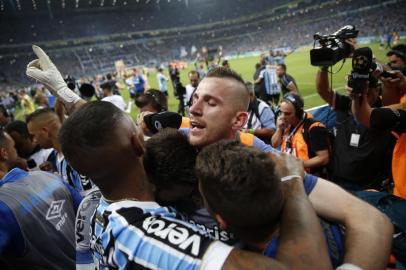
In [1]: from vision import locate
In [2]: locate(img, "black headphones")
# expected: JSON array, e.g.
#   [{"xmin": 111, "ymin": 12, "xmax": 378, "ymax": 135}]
[{"xmin": 282, "ymin": 93, "xmax": 304, "ymax": 119}]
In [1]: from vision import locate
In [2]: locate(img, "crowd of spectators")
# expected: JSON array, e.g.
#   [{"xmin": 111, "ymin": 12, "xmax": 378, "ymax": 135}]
[
  {"xmin": 0, "ymin": 36, "xmax": 405, "ymax": 269},
  {"xmin": 0, "ymin": 0, "xmax": 405, "ymax": 85},
  {"xmin": 0, "ymin": 0, "xmax": 405, "ymax": 266},
  {"xmin": 0, "ymin": 0, "xmax": 286, "ymax": 44}
]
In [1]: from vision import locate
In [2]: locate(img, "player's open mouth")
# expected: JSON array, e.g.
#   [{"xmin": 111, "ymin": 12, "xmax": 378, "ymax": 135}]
[
  {"xmin": 190, "ymin": 121, "xmax": 205, "ymax": 134},
  {"xmin": 190, "ymin": 120, "xmax": 205, "ymax": 129}
]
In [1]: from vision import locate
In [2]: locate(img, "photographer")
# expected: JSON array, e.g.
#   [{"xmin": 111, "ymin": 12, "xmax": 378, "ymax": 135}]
[
  {"xmin": 381, "ymin": 44, "xmax": 406, "ymax": 105},
  {"xmin": 351, "ymin": 70, "xmax": 406, "ymax": 199},
  {"xmin": 316, "ymin": 69, "xmax": 395, "ymax": 191},
  {"xmin": 387, "ymin": 44, "xmax": 406, "ymax": 74},
  {"xmin": 242, "ymin": 82, "xmax": 276, "ymax": 143}
]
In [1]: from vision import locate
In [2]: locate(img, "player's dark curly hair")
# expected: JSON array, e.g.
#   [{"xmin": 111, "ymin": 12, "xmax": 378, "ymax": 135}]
[
  {"xmin": 144, "ymin": 128, "xmax": 197, "ymax": 189},
  {"xmin": 196, "ymin": 140, "xmax": 284, "ymax": 243}
]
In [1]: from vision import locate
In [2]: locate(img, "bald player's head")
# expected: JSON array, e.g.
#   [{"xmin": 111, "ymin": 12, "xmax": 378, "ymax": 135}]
[
  {"xmin": 205, "ymin": 67, "xmax": 250, "ymax": 112},
  {"xmin": 59, "ymin": 101, "xmax": 144, "ymax": 190},
  {"xmin": 188, "ymin": 67, "xmax": 250, "ymax": 148},
  {"xmin": 26, "ymin": 109, "xmax": 61, "ymax": 149}
]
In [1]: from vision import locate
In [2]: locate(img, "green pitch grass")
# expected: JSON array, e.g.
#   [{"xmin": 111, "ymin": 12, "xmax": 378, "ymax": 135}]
[
  {"xmin": 13, "ymin": 42, "xmax": 396, "ymax": 121},
  {"xmin": 122, "ymin": 42, "xmax": 393, "ymax": 119}
]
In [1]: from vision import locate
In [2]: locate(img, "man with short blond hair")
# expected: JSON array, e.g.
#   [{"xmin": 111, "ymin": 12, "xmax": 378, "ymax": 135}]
[{"xmin": 27, "ymin": 109, "xmax": 94, "ymax": 196}]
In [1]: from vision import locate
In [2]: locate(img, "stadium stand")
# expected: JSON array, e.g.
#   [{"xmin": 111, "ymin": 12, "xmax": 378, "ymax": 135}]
[
  {"xmin": 0, "ymin": 0, "xmax": 405, "ymax": 83},
  {"xmin": 0, "ymin": 0, "xmax": 406, "ymax": 269}
]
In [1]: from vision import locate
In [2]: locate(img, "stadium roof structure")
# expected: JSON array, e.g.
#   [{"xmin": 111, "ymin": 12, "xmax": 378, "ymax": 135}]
[{"xmin": 0, "ymin": 0, "xmax": 288, "ymax": 19}]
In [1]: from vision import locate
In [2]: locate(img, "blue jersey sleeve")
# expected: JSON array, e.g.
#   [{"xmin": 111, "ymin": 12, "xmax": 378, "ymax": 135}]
[
  {"xmin": 303, "ymin": 174, "xmax": 318, "ymax": 195},
  {"xmin": 180, "ymin": 128, "xmax": 280, "ymax": 155},
  {"xmin": 179, "ymin": 128, "xmax": 190, "ymax": 136},
  {"xmin": 252, "ymin": 136, "xmax": 279, "ymax": 153},
  {"xmin": 0, "ymin": 201, "xmax": 24, "ymax": 255}
]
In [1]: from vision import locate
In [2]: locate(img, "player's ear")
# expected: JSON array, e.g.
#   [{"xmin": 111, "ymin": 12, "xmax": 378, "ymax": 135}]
[{"xmin": 232, "ymin": 111, "xmax": 248, "ymax": 131}]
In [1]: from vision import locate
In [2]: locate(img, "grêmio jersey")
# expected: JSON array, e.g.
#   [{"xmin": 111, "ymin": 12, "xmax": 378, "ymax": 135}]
[
  {"xmin": 76, "ymin": 189, "xmax": 102, "ymax": 270},
  {"xmin": 90, "ymin": 198, "xmax": 233, "ymax": 270},
  {"xmin": 55, "ymin": 150, "xmax": 95, "ymax": 197}
]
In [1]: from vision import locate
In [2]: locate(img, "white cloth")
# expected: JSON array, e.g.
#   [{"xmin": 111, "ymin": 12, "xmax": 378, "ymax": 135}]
[
  {"xmin": 29, "ymin": 148, "xmax": 53, "ymax": 171},
  {"xmin": 184, "ymin": 84, "xmax": 196, "ymax": 106},
  {"xmin": 102, "ymin": 95, "xmax": 126, "ymax": 111}
]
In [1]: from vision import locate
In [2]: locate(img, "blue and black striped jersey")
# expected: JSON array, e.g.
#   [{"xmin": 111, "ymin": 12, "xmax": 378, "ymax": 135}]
[
  {"xmin": 90, "ymin": 198, "xmax": 233, "ymax": 270},
  {"xmin": 55, "ymin": 152, "xmax": 94, "ymax": 197}
]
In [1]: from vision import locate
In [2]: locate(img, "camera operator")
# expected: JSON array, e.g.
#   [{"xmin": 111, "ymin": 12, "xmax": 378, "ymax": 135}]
[
  {"xmin": 317, "ymin": 69, "xmax": 395, "ymax": 191},
  {"xmin": 351, "ymin": 70, "xmax": 406, "ymax": 199}
]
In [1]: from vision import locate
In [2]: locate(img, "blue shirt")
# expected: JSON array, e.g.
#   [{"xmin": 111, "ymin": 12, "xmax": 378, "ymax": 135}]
[
  {"xmin": 133, "ymin": 75, "xmax": 145, "ymax": 93},
  {"xmin": 0, "ymin": 168, "xmax": 82, "ymax": 255},
  {"xmin": 259, "ymin": 106, "xmax": 276, "ymax": 130},
  {"xmin": 263, "ymin": 174, "xmax": 345, "ymax": 267},
  {"xmin": 245, "ymin": 99, "xmax": 276, "ymax": 130}
]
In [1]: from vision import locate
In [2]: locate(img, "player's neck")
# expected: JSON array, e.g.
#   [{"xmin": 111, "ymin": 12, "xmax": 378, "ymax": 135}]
[
  {"xmin": 102, "ymin": 166, "xmax": 154, "ymax": 202},
  {"xmin": 52, "ymin": 137, "xmax": 62, "ymax": 153}
]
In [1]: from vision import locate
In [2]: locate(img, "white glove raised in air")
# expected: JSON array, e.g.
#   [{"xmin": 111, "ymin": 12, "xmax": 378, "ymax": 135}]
[{"xmin": 26, "ymin": 45, "xmax": 82, "ymax": 110}]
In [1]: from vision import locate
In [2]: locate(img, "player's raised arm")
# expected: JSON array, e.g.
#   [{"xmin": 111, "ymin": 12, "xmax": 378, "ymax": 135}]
[{"xmin": 26, "ymin": 45, "xmax": 86, "ymax": 113}]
